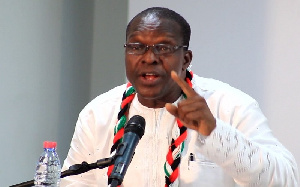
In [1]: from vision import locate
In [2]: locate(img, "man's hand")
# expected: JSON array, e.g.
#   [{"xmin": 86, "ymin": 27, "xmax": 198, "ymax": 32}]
[{"xmin": 165, "ymin": 71, "xmax": 216, "ymax": 136}]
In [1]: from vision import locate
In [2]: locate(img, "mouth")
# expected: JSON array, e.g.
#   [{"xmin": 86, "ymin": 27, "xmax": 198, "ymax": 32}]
[{"xmin": 142, "ymin": 73, "xmax": 159, "ymax": 81}]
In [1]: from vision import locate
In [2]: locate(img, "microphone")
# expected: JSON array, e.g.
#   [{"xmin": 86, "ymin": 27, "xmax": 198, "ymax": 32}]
[{"xmin": 109, "ymin": 115, "xmax": 146, "ymax": 186}]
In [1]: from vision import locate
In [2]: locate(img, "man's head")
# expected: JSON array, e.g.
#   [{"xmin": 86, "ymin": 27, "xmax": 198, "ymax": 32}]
[
  {"xmin": 124, "ymin": 7, "xmax": 193, "ymax": 108},
  {"xmin": 126, "ymin": 7, "xmax": 191, "ymax": 48}
]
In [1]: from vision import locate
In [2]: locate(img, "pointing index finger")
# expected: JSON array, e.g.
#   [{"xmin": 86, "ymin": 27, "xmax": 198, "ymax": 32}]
[{"xmin": 171, "ymin": 71, "xmax": 196, "ymax": 98}]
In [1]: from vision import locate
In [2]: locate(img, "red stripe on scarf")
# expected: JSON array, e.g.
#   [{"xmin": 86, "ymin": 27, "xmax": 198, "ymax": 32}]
[
  {"xmin": 107, "ymin": 165, "xmax": 113, "ymax": 176},
  {"xmin": 113, "ymin": 128, "xmax": 124, "ymax": 144},
  {"xmin": 174, "ymin": 130, "xmax": 187, "ymax": 147},
  {"xmin": 169, "ymin": 167, "xmax": 179, "ymax": 183},
  {"xmin": 166, "ymin": 147, "xmax": 174, "ymax": 165},
  {"xmin": 121, "ymin": 94, "xmax": 135, "ymax": 109},
  {"xmin": 185, "ymin": 77, "xmax": 192, "ymax": 88},
  {"xmin": 177, "ymin": 119, "xmax": 184, "ymax": 128}
]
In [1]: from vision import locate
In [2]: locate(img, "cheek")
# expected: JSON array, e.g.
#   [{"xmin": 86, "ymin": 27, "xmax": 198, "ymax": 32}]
[
  {"xmin": 166, "ymin": 53, "xmax": 185, "ymax": 67},
  {"xmin": 125, "ymin": 56, "xmax": 138, "ymax": 81},
  {"xmin": 125, "ymin": 56, "xmax": 135, "ymax": 71},
  {"xmin": 165, "ymin": 59, "xmax": 185, "ymax": 73},
  {"xmin": 125, "ymin": 55, "xmax": 140, "ymax": 66}
]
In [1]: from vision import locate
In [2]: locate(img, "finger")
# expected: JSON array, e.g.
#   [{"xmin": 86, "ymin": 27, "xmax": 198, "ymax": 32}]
[
  {"xmin": 165, "ymin": 103, "xmax": 178, "ymax": 118},
  {"xmin": 171, "ymin": 71, "xmax": 197, "ymax": 98},
  {"xmin": 177, "ymin": 105, "xmax": 199, "ymax": 125},
  {"xmin": 182, "ymin": 120, "xmax": 199, "ymax": 131},
  {"xmin": 177, "ymin": 98, "xmax": 207, "ymax": 115}
]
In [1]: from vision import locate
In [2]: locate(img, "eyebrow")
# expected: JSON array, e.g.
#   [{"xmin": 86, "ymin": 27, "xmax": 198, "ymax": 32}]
[{"xmin": 127, "ymin": 36, "xmax": 177, "ymax": 45}]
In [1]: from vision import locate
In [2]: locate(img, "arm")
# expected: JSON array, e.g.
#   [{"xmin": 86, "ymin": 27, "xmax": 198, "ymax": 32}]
[
  {"xmin": 198, "ymin": 101, "xmax": 299, "ymax": 186},
  {"xmin": 166, "ymin": 71, "xmax": 299, "ymax": 186},
  {"xmin": 61, "ymin": 86, "xmax": 125, "ymax": 187},
  {"xmin": 61, "ymin": 109, "xmax": 113, "ymax": 187},
  {"xmin": 61, "ymin": 114, "xmax": 100, "ymax": 187}
]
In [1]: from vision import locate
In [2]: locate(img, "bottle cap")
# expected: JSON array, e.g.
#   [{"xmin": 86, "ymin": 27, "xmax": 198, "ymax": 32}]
[{"xmin": 43, "ymin": 141, "xmax": 57, "ymax": 149}]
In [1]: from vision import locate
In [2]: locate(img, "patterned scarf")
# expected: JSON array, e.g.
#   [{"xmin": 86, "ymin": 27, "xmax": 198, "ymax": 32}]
[{"xmin": 107, "ymin": 70, "xmax": 193, "ymax": 187}]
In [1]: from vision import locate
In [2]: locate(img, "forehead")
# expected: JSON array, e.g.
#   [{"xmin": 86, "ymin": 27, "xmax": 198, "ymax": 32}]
[{"xmin": 127, "ymin": 15, "xmax": 182, "ymax": 43}]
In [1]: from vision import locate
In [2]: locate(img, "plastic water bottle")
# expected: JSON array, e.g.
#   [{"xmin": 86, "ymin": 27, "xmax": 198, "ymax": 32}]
[{"xmin": 34, "ymin": 141, "xmax": 61, "ymax": 186}]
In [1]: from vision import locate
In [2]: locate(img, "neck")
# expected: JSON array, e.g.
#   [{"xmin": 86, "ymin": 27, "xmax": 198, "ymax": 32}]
[{"xmin": 136, "ymin": 91, "xmax": 182, "ymax": 108}]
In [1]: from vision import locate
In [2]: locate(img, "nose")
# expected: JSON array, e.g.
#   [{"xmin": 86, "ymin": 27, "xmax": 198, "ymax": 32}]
[{"xmin": 142, "ymin": 46, "xmax": 159, "ymax": 64}]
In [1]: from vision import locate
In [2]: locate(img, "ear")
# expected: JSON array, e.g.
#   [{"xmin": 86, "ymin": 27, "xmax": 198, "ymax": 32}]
[{"xmin": 182, "ymin": 50, "xmax": 193, "ymax": 71}]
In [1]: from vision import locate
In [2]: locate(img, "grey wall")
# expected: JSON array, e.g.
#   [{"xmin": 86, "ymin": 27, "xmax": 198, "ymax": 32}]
[
  {"xmin": 0, "ymin": 1, "xmax": 127, "ymax": 186},
  {"xmin": 128, "ymin": 0, "xmax": 300, "ymax": 173},
  {"xmin": 90, "ymin": 1, "xmax": 127, "ymax": 99}
]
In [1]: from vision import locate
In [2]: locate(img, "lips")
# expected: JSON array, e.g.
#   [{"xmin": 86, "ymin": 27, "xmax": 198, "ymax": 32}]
[
  {"xmin": 138, "ymin": 72, "xmax": 162, "ymax": 84},
  {"xmin": 142, "ymin": 73, "xmax": 159, "ymax": 80}
]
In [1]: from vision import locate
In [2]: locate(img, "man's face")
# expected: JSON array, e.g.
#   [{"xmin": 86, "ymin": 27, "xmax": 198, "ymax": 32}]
[{"xmin": 125, "ymin": 15, "xmax": 192, "ymax": 108}]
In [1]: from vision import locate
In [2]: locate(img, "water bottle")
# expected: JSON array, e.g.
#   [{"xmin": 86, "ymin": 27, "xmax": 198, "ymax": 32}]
[{"xmin": 34, "ymin": 141, "xmax": 61, "ymax": 186}]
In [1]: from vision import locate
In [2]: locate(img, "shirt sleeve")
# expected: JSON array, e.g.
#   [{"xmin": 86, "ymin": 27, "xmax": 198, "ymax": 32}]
[
  {"xmin": 196, "ymin": 100, "xmax": 299, "ymax": 186},
  {"xmin": 60, "ymin": 116, "xmax": 99, "ymax": 186},
  {"xmin": 60, "ymin": 110, "xmax": 110, "ymax": 187},
  {"xmin": 60, "ymin": 87, "xmax": 124, "ymax": 187}
]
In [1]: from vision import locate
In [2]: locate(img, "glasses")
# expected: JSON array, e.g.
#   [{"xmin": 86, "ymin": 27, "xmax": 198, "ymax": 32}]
[{"xmin": 124, "ymin": 43, "xmax": 188, "ymax": 55}]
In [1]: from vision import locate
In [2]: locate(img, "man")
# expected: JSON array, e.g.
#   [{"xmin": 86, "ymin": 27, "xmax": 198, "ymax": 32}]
[{"xmin": 61, "ymin": 7, "xmax": 299, "ymax": 186}]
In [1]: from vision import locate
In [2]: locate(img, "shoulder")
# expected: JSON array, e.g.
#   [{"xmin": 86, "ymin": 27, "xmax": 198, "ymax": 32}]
[
  {"xmin": 79, "ymin": 84, "xmax": 127, "ymax": 118},
  {"xmin": 192, "ymin": 74, "xmax": 257, "ymax": 106}
]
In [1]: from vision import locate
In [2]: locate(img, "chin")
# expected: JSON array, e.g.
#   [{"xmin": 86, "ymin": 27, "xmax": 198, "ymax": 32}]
[
  {"xmin": 136, "ymin": 88, "xmax": 161, "ymax": 99},
  {"xmin": 138, "ymin": 92, "xmax": 159, "ymax": 99}
]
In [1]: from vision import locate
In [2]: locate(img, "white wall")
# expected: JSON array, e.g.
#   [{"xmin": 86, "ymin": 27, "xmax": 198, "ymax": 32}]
[
  {"xmin": 263, "ymin": 0, "xmax": 300, "ymax": 163},
  {"xmin": 128, "ymin": 0, "xmax": 300, "ymax": 172}
]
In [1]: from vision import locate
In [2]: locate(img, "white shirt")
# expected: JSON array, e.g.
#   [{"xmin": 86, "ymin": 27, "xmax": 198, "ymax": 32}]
[{"xmin": 61, "ymin": 74, "xmax": 299, "ymax": 187}]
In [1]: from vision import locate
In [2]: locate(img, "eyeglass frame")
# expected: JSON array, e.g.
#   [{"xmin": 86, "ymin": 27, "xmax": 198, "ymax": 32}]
[{"xmin": 124, "ymin": 43, "xmax": 188, "ymax": 55}]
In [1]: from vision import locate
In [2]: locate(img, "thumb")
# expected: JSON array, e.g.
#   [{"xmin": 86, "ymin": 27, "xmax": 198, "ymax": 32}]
[{"xmin": 165, "ymin": 103, "xmax": 179, "ymax": 118}]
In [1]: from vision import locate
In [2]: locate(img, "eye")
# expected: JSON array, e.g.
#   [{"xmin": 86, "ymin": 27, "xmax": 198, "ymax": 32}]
[
  {"xmin": 155, "ymin": 44, "xmax": 172, "ymax": 53},
  {"xmin": 128, "ymin": 43, "xmax": 144, "ymax": 51}
]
